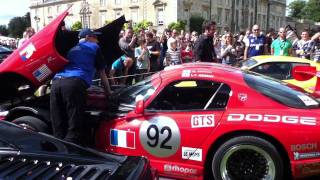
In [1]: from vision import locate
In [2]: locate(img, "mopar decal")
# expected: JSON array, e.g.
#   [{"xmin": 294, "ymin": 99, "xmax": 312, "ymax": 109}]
[
  {"xmin": 228, "ymin": 114, "xmax": 316, "ymax": 126},
  {"xmin": 294, "ymin": 152, "xmax": 320, "ymax": 160},
  {"xmin": 139, "ymin": 116, "xmax": 180, "ymax": 157},
  {"xmin": 191, "ymin": 114, "xmax": 214, "ymax": 128},
  {"xmin": 164, "ymin": 164, "xmax": 197, "ymax": 175},
  {"xmin": 19, "ymin": 43, "xmax": 36, "ymax": 61}
]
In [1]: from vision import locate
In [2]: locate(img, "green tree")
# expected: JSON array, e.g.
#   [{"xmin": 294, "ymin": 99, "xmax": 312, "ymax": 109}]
[
  {"xmin": 133, "ymin": 20, "xmax": 153, "ymax": 33},
  {"xmin": 71, "ymin": 21, "xmax": 82, "ymax": 31},
  {"xmin": 168, "ymin": 20, "xmax": 186, "ymax": 32},
  {"xmin": 8, "ymin": 17, "xmax": 29, "ymax": 38},
  {"xmin": 288, "ymin": 0, "xmax": 306, "ymax": 19},
  {"xmin": 302, "ymin": 0, "xmax": 320, "ymax": 22},
  {"xmin": 0, "ymin": 25, "xmax": 8, "ymax": 36},
  {"xmin": 189, "ymin": 15, "xmax": 205, "ymax": 33}
]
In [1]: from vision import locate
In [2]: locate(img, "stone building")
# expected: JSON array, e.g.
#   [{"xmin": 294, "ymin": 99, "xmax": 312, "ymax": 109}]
[{"xmin": 30, "ymin": 0, "xmax": 286, "ymax": 33}]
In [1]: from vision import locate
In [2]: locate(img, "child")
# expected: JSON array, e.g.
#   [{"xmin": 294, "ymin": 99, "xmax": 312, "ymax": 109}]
[
  {"xmin": 164, "ymin": 38, "xmax": 182, "ymax": 66},
  {"xmin": 181, "ymin": 42, "xmax": 193, "ymax": 63},
  {"xmin": 135, "ymin": 39, "xmax": 150, "ymax": 82}
]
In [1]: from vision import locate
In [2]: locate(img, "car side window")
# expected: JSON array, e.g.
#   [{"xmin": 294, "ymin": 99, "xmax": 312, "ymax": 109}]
[
  {"xmin": 146, "ymin": 80, "xmax": 231, "ymax": 111},
  {"xmin": 252, "ymin": 62, "xmax": 290, "ymax": 80}
]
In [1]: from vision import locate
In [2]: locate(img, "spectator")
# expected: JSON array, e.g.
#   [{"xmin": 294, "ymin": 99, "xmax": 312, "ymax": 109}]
[
  {"xmin": 244, "ymin": 24, "xmax": 268, "ymax": 60},
  {"xmin": 18, "ymin": 27, "xmax": 35, "ymax": 48},
  {"xmin": 109, "ymin": 55, "xmax": 133, "ymax": 85},
  {"xmin": 271, "ymin": 27, "xmax": 292, "ymax": 56},
  {"xmin": 310, "ymin": 32, "xmax": 320, "ymax": 62},
  {"xmin": 193, "ymin": 20, "xmax": 217, "ymax": 62},
  {"xmin": 119, "ymin": 27, "xmax": 137, "ymax": 84},
  {"xmin": 164, "ymin": 38, "xmax": 182, "ymax": 66},
  {"xmin": 159, "ymin": 29, "xmax": 169, "ymax": 70},
  {"xmin": 135, "ymin": 38, "xmax": 150, "ymax": 82},
  {"xmin": 265, "ymin": 28, "xmax": 276, "ymax": 54},
  {"xmin": 221, "ymin": 32, "xmax": 237, "ymax": 65},
  {"xmin": 181, "ymin": 42, "xmax": 193, "ymax": 63},
  {"xmin": 294, "ymin": 30, "xmax": 311, "ymax": 59},
  {"xmin": 145, "ymin": 31, "xmax": 161, "ymax": 73}
]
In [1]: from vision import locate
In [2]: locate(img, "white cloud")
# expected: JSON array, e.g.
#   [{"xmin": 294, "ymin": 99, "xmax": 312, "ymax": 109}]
[{"xmin": 0, "ymin": 0, "xmax": 30, "ymax": 26}]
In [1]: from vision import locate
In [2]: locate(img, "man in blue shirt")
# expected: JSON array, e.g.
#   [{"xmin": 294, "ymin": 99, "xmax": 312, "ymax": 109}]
[
  {"xmin": 50, "ymin": 28, "xmax": 111, "ymax": 144},
  {"xmin": 244, "ymin": 24, "xmax": 268, "ymax": 59}
]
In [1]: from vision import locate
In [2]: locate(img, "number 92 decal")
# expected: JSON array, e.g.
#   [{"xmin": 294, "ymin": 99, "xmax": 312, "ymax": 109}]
[{"xmin": 139, "ymin": 116, "xmax": 181, "ymax": 157}]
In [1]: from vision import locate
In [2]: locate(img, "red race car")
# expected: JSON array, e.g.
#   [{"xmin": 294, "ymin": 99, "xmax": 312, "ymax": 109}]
[{"xmin": 1, "ymin": 9, "xmax": 320, "ymax": 180}]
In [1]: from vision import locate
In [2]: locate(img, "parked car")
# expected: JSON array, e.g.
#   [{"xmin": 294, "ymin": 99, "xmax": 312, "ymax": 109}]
[
  {"xmin": 0, "ymin": 45, "xmax": 13, "ymax": 63},
  {"xmin": 239, "ymin": 55, "xmax": 320, "ymax": 92},
  {"xmin": 0, "ymin": 120, "xmax": 154, "ymax": 179},
  {"xmin": 1, "ymin": 8, "xmax": 320, "ymax": 180}
]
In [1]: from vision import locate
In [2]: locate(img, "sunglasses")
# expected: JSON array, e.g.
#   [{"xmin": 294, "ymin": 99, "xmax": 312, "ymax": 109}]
[{"xmin": 253, "ymin": 29, "xmax": 260, "ymax": 31}]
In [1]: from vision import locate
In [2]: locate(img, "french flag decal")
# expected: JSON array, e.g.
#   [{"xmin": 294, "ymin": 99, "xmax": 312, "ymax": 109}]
[{"xmin": 110, "ymin": 129, "xmax": 135, "ymax": 149}]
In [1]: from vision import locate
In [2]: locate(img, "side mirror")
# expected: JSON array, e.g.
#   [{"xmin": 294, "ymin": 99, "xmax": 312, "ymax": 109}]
[
  {"xmin": 292, "ymin": 65, "xmax": 316, "ymax": 81},
  {"xmin": 135, "ymin": 100, "xmax": 144, "ymax": 114}
]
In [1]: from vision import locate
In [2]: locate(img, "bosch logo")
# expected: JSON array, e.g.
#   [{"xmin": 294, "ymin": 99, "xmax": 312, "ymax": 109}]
[
  {"xmin": 164, "ymin": 164, "xmax": 197, "ymax": 174},
  {"xmin": 291, "ymin": 143, "xmax": 318, "ymax": 152},
  {"xmin": 227, "ymin": 114, "xmax": 316, "ymax": 126}
]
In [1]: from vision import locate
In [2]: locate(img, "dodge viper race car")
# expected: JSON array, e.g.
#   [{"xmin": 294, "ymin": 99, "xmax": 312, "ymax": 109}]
[
  {"xmin": 1, "ymin": 9, "xmax": 320, "ymax": 180},
  {"xmin": 239, "ymin": 55, "xmax": 320, "ymax": 92},
  {"xmin": 0, "ymin": 121, "xmax": 154, "ymax": 179}
]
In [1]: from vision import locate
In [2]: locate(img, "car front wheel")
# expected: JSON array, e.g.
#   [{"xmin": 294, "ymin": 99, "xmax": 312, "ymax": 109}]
[{"xmin": 212, "ymin": 136, "xmax": 283, "ymax": 180}]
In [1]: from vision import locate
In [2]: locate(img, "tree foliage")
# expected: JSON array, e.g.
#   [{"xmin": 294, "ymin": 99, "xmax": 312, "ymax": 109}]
[
  {"xmin": 288, "ymin": 0, "xmax": 320, "ymax": 22},
  {"xmin": 133, "ymin": 20, "xmax": 153, "ymax": 33},
  {"xmin": 7, "ymin": 13, "xmax": 30, "ymax": 38},
  {"xmin": 0, "ymin": 25, "xmax": 9, "ymax": 36},
  {"xmin": 168, "ymin": 20, "xmax": 186, "ymax": 32},
  {"xmin": 301, "ymin": 0, "xmax": 320, "ymax": 22},
  {"xmin": 288, "ymin": 0, "xmax": 306, "ymax": 19},
  {"xmin": 189, "ymin": 15, "xmax": 205, "ymax": 33},
  {"xmin": 71, "ymin": 21, "xmax": 82, "ymax": 31}
]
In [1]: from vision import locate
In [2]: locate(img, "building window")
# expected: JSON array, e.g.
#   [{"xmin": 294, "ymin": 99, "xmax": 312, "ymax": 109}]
[
  {"xmin": 115, "ymin": 10, "xmax": 122, "ymax": 19},
  {"xmin": 217, "ymin": 8, "xmax": 222, "ymax": 24},
  {"xmin": 225, "ymin": 9, "xmax": 230, "ymax": 24},
  {"xmin": 131, "ymin": 9, "xmax": 138, "ymax": 25},
  {"xmin": 100, "ymin": 11, "xmax": 107, "ymax": 26},
  {"xmin": 157, "ymin": 7, "xmax": 164, "ymax": 25},
  {"xmin": 57, "ymin": 5, "xmax": 60, "ymax": 14},
  {"xmin": 100, "ymin": 0, "xmax": 106, "ymax": 6},
  {"xmin": 131, "ymin": 0, "xmax": 138, "ymax": 3},
  {"xmin": 115, "ymin": 0, "xmax": 121, "ymax": 5},
  {"xmin": 202, "ymin": 10, "xmax": 209, "ymax": 20},
  {"xmin": 184, "ymin": 9, "xmax": 190, "ymax": 20},
  {"xmin": 48, "ymin": 7, "xmax": 52, "ymax": 16}
]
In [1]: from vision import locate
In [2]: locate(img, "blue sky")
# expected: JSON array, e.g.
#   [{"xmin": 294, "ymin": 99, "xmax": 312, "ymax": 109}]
[
  {"xmin": 0, "ymin": 0, "xmax": 30, "ymax": 26},
  {"xmin": 0, "ymin": 0, "xmax": 296, "ymax": 26}
]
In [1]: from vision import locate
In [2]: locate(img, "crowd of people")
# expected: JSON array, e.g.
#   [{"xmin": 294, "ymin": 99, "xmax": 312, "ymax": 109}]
[
  {"xmin": 0, "ymin": 27, "xmax": 35, "ymax": 49},
  {"xmin": 110, "ymin": 21, "xmax": 320, "ymax": 85}
]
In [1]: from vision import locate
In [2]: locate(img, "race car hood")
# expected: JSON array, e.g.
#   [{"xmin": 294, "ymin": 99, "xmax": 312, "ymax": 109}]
[{"xmin": 0, "ymin": 8, "xmax": 125, "ymax": 104}]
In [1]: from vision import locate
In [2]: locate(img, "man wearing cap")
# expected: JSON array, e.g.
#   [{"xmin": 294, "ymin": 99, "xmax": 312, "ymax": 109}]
[{"xmin": 50, "ymin": 28, "xmax": 112, "ymax": 144}]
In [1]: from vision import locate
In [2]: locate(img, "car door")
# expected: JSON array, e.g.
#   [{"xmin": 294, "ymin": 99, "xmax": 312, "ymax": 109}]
[{"xmin": 137, "ymin": 79, "xmax": 231, "ymax": 171}]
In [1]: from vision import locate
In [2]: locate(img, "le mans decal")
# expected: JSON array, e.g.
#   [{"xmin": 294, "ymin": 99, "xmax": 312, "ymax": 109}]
[{"xmin": 19, "ymin": 43, "xmax": 36, "ymax": 61}]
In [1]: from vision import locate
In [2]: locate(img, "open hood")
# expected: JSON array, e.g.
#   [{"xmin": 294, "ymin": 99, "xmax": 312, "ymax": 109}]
[{"xmin": 0, "ymin": 8, "xmax": 125, "ymax": 104}]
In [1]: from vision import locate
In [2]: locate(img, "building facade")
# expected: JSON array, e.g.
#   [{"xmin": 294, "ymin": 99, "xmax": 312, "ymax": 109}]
[{"xmin": 30, "ymin": 0, "xmax": 286, "ymax": 33}]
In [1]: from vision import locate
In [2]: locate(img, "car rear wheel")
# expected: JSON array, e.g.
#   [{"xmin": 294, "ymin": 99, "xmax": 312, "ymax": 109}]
[
  {"xmin": 211, "ymin": 136, "xmax": 283, "ymax": 180},
  {"xmin": 12, "ymin": 116, "xmax": 48, "ymax": 133}
]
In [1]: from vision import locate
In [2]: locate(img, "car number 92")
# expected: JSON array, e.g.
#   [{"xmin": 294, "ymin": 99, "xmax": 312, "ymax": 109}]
[{"xmin": 139, "ymin": 116, "xmax": 181, "ymax": 157}]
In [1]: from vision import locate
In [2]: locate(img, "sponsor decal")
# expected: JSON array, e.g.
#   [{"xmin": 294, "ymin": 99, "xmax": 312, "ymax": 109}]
[
  {"xmin": 110, "ymin": 129, "xmax": 135, "ymax": 149},
  {"xmin": 32, "ymin": 64, "xmax": 52, "ymax": 82},
  {"xmin": 19, "ymin": 43, "xmax": 36, "ymax": 61},
  {"xmin": 182, "ymin": 70, "xmax": 191, "ymax": 77},
  {"xmin": 294, "ymin": 152, "xmax": 320, "ymax": 160},
  {"xmin": 291, "ymin": 143, "xmax": 318, "ymax": 152},
  {"xmin": 238, "ymin": 93, "xmax": 248, "ymax": 102},
  {"xmin": 191, "ymin": 114, "xmax": 214, "ymax": 128},
  {"xmin": 197, "ymin": 74, "xmax": 214, "ymax": 78},
  {"xmin": 297, "ymin": 162, "xmax": 320, "ymax": 176},
  {"xmin": 227, "ymin": 114, "xmax": 316, "ymax": 126},
  {"xmin": 164, "ymin": 164, "xmax": 197, "ymax": 175},
  {"xmin": 140, "ymin": 116, "xmax": 180, "ymax": 157},
  {"xmin": 182, "ymin": 147, "xmax": 202, "ymax": 161},
  {"xmin": 297, "ymin": 95, "xmax": 318, "ymax": 106}
]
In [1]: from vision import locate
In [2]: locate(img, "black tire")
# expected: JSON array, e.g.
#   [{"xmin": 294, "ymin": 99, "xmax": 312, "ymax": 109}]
[
  {"xmin": 12, "ymin": 116, "xmax": 48, "ymax": 133},
  {"xmin": 211, "ymin": 136, "xmax": 283, "ymax": 180}
]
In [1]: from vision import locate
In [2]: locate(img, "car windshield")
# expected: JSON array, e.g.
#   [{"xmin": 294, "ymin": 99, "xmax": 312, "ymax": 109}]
[
  {"xmin": 118, "ymin": 75, "xmax": 158, "ymax": 106},
  {"xmin": 240, "ymin": 58, "xmax": 258, "ymax": 67},
  {"xmin": 243, "ymin": 71, "xmax": 319, "ymax": 109}
]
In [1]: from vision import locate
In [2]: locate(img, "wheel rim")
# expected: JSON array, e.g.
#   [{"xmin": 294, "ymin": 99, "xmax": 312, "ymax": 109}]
[
  {"xmin": 219, "ymin": 145, "xmax": 276, "ymax": 180},
  {"xmin": 17, "ymin": 123, "xmax": 37, "ymax": 131}
]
